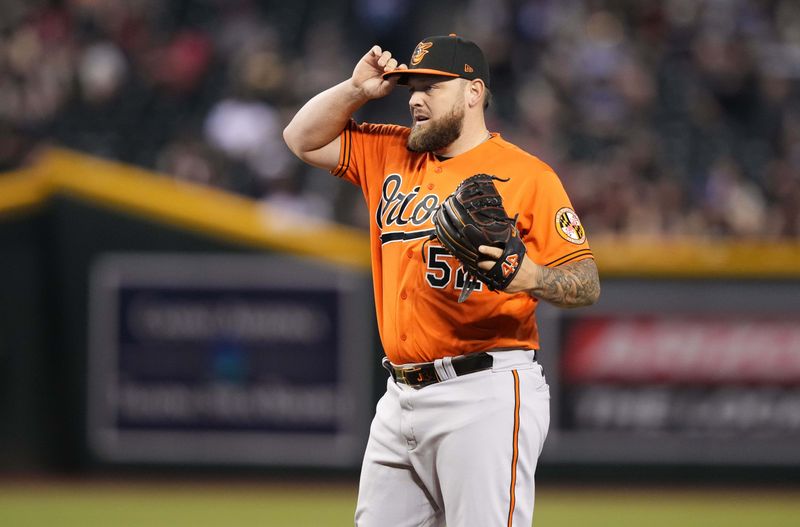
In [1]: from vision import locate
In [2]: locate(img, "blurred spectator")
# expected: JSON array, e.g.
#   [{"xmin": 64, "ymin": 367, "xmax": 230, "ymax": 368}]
[
  {"xmin": 0, "ymin": 0, "xmax": 798, "ymax": 239},
  {"xmin": 260, "ymin": 170, "xmax": 335, "ymax": 225},
  {"xmin": 156, "ymin": 132, "xmax": 222, "ymax": 188},
  {"xmin": 766, "ymin": 159, "xmax": 800, "ymax": 237},
  {"xmin": 704, "ymin": 156, "xmax": 768, "ymax": 237},
  {"xmin": 203, "ymin": 97, "xmax": 289, "ymax": 181}
]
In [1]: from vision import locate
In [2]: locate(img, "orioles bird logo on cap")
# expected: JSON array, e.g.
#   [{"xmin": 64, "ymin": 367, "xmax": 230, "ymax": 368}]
[{"xmin": 411, "ymin": 41, "xmax": 433, "ymax": 66}]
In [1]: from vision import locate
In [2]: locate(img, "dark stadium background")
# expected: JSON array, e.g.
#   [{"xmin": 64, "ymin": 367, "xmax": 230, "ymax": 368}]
[{"xmin": 1, "ymin": 1, "xmax": 798, "ymax": 525}]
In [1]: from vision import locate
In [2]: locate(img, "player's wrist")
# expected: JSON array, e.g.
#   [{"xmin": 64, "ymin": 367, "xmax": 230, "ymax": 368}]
[
  {"xmin": 342, "ymin": 78, "xmax": 374, "ymax": 105},
  {"xmin": 347, "ymin": 75, "xmax": 385, "ymax": 102},
  {"xmin": 525, "ymin": 261, "xmax": 545, "ymax": 297}
]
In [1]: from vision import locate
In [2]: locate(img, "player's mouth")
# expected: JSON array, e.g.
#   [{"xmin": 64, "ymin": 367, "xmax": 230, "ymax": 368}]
[{"xmin": 413, "ymin": 115, "xmax": 431, "ymax": 125}]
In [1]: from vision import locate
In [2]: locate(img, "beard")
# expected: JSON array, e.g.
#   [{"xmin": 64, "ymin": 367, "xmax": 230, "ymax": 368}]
[{"xmin": 407, "ymin": 103, "xmax": 465, "ymax": 153}]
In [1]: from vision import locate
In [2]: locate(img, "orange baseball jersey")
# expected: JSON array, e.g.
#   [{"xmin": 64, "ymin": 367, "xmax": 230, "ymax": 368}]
[{"xmin": 332, "ymin": 120, "xmax": 593, "ymax": 365}]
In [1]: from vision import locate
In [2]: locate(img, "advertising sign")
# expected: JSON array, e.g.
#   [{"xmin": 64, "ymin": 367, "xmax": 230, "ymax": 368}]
[
  {"xmin": 561, "ymin": 316, "xmax": 800, "ymax": 434},
  {"xmin": 87, "ymin": 254, "xmax": 373, "ymax": 467},
  {"xmin": 536, "ymin": 280, "xmax": 800, "ymax": 466}
]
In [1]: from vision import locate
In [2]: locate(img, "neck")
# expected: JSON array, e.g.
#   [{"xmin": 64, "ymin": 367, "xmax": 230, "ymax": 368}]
[{"xmin": 435, "ymin": 115, "xmax": 490, "ymax": 157}]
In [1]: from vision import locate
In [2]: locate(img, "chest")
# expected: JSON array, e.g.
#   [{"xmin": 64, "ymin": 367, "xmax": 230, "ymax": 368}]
[{"xmin": 371, "ymin": 160, "xmax": 529, "ymax": 233}]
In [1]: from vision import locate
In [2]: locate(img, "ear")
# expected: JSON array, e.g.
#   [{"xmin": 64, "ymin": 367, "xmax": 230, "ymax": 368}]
[{"xmin": 466, "ymin": 79, "xmax": 485, "ymax": 109}]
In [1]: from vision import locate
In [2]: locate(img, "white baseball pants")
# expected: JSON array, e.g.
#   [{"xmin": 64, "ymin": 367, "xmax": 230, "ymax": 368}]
[{"xmin": 355, "ymin": 349, "xmax": 550, "ymax": 527}]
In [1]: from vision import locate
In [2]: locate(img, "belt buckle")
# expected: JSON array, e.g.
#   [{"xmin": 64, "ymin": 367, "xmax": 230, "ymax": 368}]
[{"xmin": 397, "ymin": 365, "xmax": 438, "ymax": 388}]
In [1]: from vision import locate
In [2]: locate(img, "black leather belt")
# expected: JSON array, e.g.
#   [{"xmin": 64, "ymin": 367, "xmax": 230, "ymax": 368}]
[{"xmin": 383, "ymin": 352, "xmax": 503, "ymax": 389}]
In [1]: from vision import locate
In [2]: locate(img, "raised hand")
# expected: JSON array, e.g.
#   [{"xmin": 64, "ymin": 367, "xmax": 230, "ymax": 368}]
[{"xmin": 351, "ymin": 45, "xmax": 408, "ymax": 100}]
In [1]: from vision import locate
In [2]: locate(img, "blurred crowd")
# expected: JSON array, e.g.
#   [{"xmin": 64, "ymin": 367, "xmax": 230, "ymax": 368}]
[{"xmin": 1, "ymin": 0, "xmax": 799, "ymax": 238}]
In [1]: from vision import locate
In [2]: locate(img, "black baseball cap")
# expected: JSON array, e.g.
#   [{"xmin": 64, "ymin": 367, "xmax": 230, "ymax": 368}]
[{"xmin": 382, "ymin": 34, "xmax": 490, "ymax": 87}]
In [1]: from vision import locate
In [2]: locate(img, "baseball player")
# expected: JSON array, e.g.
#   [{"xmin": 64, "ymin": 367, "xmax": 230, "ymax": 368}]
[{"xmin": 284, "ymin": 34, "xmax": 599, "ymax": 526}]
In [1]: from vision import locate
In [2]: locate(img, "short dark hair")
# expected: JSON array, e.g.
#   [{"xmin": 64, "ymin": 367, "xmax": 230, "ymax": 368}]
[{"xmin": 483, "ymin": 86, "xmax": 492, "ymax": 109}]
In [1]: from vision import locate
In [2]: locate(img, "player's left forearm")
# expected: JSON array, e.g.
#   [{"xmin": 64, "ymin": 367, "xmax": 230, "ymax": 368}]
[{"xmin": 529, "ymin": 258, "xmax": 600, "ymax": 308}]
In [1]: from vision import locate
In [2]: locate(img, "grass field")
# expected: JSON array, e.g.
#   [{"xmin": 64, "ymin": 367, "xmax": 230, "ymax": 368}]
[{"xmin": 1, "ymin": 479, "xmax": 799, "ymax": 526}]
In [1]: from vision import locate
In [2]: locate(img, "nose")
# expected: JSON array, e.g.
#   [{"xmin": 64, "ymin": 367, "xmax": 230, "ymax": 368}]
[{"xmin": 409, "ymin": 89, "xmax": 424, "ymax": 108}]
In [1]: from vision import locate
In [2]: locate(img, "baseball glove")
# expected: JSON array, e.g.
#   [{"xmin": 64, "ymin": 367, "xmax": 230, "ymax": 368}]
[{"xmin": 431, "ymin": 173, "xmax": 526, "ymax": 303}]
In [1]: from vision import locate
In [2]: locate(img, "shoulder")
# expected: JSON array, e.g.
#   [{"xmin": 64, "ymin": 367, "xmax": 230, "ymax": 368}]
[
  {"xmin": 487, "ymin": 135, "xmax": 561, "ymax": 184},
  {"xmin": 350, "ymin": 120, "xmax": 410, "ymax": 140}
]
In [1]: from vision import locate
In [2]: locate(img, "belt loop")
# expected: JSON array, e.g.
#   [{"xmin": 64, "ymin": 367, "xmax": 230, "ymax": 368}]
[
  {"xmin": 442, "ymin": 356, "xmax": 458, "ymax": 379},
  {"xmin": 433, "ymin": 359, "xmax": 447, "ymax": 381},
  {"xmin": 382, "ymin": 357, "xmax": 397, "ymax": 381}
]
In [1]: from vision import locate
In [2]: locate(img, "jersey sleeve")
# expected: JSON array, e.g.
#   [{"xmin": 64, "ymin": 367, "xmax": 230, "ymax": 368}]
[
  {"xmin": 523, "ymin": 169, "xmax": 593, "ymax": 267},
  {"xmin": 330, "ymin": 120, "xmax": 409, "ymax": 192}
]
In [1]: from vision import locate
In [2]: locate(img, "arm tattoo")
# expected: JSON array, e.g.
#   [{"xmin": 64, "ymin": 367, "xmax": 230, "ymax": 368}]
[{"xmin": 532, "ymin": 258, "xmax": 600, "ymax": 308}]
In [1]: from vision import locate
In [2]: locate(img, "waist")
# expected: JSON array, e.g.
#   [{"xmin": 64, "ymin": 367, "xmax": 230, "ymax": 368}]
[
  {"xmin": 383, "ymin": 337, "xmax": 540, "ymax": 365},
  {"xmin": 382, "ymin": 350, "xmax": 538, "ymax": 389}
]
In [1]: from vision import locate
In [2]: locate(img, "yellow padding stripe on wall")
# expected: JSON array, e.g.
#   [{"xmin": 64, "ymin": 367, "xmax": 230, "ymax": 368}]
[
  {"xmin": 0, "ymin": 168, "xmax": 49, "ymax": 216},
  {"xmin": 2, "ymin": 148, "xmax": 800, "ymax": 277},
  {"xmin": 591, "ymin": 237, "xmax": 800, "ymax": 278},
  {"xmin": 7, "ymin": 148, "xmax": 372, "ymax": 270}
]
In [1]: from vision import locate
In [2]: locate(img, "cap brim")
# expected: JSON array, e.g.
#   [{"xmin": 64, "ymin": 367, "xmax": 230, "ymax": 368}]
[{"xmin": 382, "ymin": 68, "xmax": 460, "ymax": 85}]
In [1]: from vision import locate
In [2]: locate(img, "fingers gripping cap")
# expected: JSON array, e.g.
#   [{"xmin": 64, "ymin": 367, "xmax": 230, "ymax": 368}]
[{"xmin": 382, "ymin": 34, "xmax": 490, "ymax": 87}]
